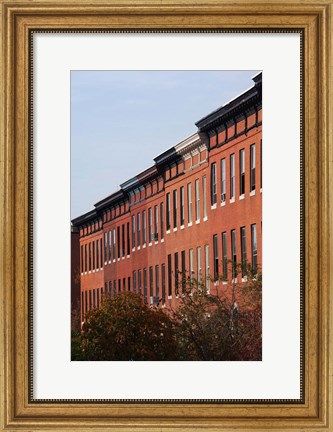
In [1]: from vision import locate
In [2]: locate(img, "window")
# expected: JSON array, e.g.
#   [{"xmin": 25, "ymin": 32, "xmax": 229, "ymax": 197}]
[
  {"xmin": 155, "ymin": 265, "xmax": 159, "ymax": 298},
  {"xmin": 189, "ymin": 249, "xmax": 194, "ymax": 287},
  {"xmin": 161, "ymin": 264, "xmax": 166, "ymax": 304},
  {"xmin": 132, "ymin": 215, "xmax": 136, "ymax": 248},
  {"xmin": 197, "ymin": 246, "xmax": 202, "ymax": 284},
  {"xmin": 241, "ymin": 227, "xmax": 247, "ymax": 277},
  {"xmin": 211, "ymin": 162, "xmax": 217, "ymax": 205},
  {"xmin": 181, "ymin": 250, "xmax": 186, "ymax": 293},
  {"xmin": 96, "ymin": 240, "xmax": 99, "ymax": 269},
  {"xmin": 100, "ymin": 238, "xmax": 103, "ymax": 268},
  {"xmin": 148, "ymin": 207, "xmax": 153, "ymax": 242},
  {"xmin": 127, "ymin": 276, "xmax": 131, "ymax": 291},
  {"xmin": 154, "ymin": 205, "xmax": 158, "ymax": 240},
  {"xmin": 143, "ymin": 268, "xmax": 147, "ymax": 303},
  {"xmin": 222, "ymin": 232, "xmax": 228, "ymax": 279},
  {"xmin": 230, "ymin": 153, "xmax": 235, "ymax": 199},
  {"xmin": 213, "ymin": 234, "xmax": 219, "ymax": 280},
  {"xmin": 174, "ymin": 252, "xmax": 179, "ymax": 296},
  {"xmin": 108, "ymin": 231, "xmax": 111, "ymax": 261},
  {"xmin": 84, "ymin": 244, "xmax": 87, "ymax": 272},
  {"xmin": 123, "ymin": 278, "xmax": 126, "ymax": 291},
  {"xmin": 149, "ymin": 266, "xmax": 153, "ymax": 297},
  {"xmin": 239, "ymin": 149, "xmax": 245, "ymax": 195},
  {"xmin": 117, "ymin": 226, "xmax": 120, "ymax": 258},
  {"xmin": 180, "ymin": 186, "xmax": 185, "ymax": 226},
  {"xmin": 173, "ymin": 189, "xmax": 178, "ymax": 228},
  {"xmin": 113, "ymin": 280, "xmax": 116, "ymax": 297},
  {"xmin": 250, "ymin": 144, "xmax": 256, "ymax": 191},
  {"xmin": 138, "ymin": 269, "xmax": 142, "ymax": 295},
  {"xmin": 160, "ymin": 203, "xmax": 164, "ymax": 239},
  {"xmin": 92, "ymin": 241, "xmax": 95, "ymax": 270},
  {"xmin": 80, "ymin": 245, "xmax": 83, "ymax": 273},
  {"xmin": 187, "ymin": 183, "xmax": 192, "ymax": 223},
  {"xmin": 168, "ymin": 254, "xmax": 172, "ymax": 296},
  {"xmin": 221, "ymin": 158, "xmax": 226, "ymax": 202},
  {"xmin": 118, "ymin": 279, "xmax": 121, "ymax": 292},
  {"xmin": 142, "ymin": 210, "xmax": 146, "ymax": 245},
  {"xmin": 205, "ymin": 245, "xmax": 210, "ymax": 292},
  {"xmin": 251, "ymin": 224, "xmax": 258, "ymax": 273},
  {"xmin": 166, "ymin": 193, "xmax": 171, "ymax": 230},
  {"xmin": 231, "ymin": 229, "xmax": 237, "ymax": 279},
  {"xmin": 195, "ymin": 179, "xmax": 200, "ymax": 220},
  {"xmin": 127, "ymin": 222, "xmax": 130, "ymax": 255},
  {"xmin": 112, "ymin": 228, "xmax": 116, "ymax": 259},
  {"xmin": 89, "ymin": 242, "xmax": 92, "ymax": 271},
  {"xmin": 133, "ymin": 270, "xmax": 137, "ymax": 293},
  {"xmin": 122, "ymin": 224, "xmax": 125, "ymax": 257},
  {"xmin": 203, "ymin": 176, "xmax": 207, "ymax": 218},
  {"xmin": 104, "ymin": 232, "xmax": 108, "ymax": 263},
  {"xmin": 137, "ymin": 213, "xmax": 141, "ymax": 247}
]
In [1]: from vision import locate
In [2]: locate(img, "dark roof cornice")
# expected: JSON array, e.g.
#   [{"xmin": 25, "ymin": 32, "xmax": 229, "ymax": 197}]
[
  {"xmin": 195, "ymin": 72, "xmax": 262, "ymax": 133},
  {"xmin": 72, "ymin": 209, "xmax": 97, "ymax": 227}
]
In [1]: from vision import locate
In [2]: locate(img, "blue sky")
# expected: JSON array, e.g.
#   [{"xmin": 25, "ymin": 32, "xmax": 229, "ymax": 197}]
[{"xmin": 71, "ymin": 70, "xmax": 258, "ymax": 219}]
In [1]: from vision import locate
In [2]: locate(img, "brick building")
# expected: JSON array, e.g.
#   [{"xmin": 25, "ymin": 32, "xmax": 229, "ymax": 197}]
[{"xmin": 72, "ymin": 72, "xmax": 262, "ymax": 322}]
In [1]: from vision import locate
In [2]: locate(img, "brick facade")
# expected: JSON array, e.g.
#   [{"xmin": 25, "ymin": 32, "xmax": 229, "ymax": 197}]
[{"xmin": 72, "ymin": 73, "xmax": 262, "ymax": 322}]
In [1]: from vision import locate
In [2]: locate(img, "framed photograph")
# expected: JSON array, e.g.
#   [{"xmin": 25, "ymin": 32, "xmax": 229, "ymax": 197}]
[{"xmin": 1, "ymin": 1, "xmax": 332, "ymax": 431}]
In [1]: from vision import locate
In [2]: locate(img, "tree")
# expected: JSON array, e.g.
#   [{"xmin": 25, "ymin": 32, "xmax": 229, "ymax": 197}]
[
  {"xmin": 172, "ymin": 261, "xmax": 262, "ymax": 361},
  {"xmin": 79, "ymin": 292, "xmax": 179, "ymax": 361}
]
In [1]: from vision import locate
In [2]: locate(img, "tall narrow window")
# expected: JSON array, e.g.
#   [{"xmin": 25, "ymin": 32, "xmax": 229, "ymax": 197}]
[
  {"xmin": 104, "ymin": 232, "xmax": 108, "ymax": 264},
  {"xmin": 127, "ymin": 222, "xmax": 130, "ymax": 255},
  {"xmin": 89, "ymin": 243, "xmax": 91, "ymax": 271},
  {"xmin": 180, "ymin": 186, "xmax": 185, "ymax": 226},
  {"xmin": 168, "ymin": 254, "xmax": 172, "ymax": 296},
  {"xmin": 127, "ymin": 277, "xmax": 130, "ymax": 291},
  {"xmin": 211, "ymin": 162, "xmax": 217, "ymax": 205},
  {"xmin": 231, "ymin": 229, "xmax": 237, "ymax": 279},
  {"xmin": 197, "ymin": 246, "xmax": 202, "ymax": 284},
  {"xmin": 112, "ymin": 228, "xmax": 116, "ymax": 259},
  {"xmin": 160, "ymin": 203, "xmax": 164, "ymax": 239},
  {"xmin": 195, "ymin": 179, "xmax": 200, "ymax": 220},
  {"xmin": 173, "ymin": 189, "xmax": 178, "ymax": 228},
  {"xmin": 239, "ymin": 149, "xmax": 245, "ymax": 195},
  {"xmin": 137, "ymin": 213, "xmax": 141, "ymax": 247},
  {"xmin": 123, "ymin": 278, "xmax": 126, "ymax": 291},
  {"xmin": 155, "ymin": 265, "xmax": 159, "ymax": 298},
  {"xmin": 166, "ymin": 193, "xmax": 171, "ymax": 230},
  {"xmin": 230, "ymin": 153, "xmax": 235, "ymax": 199},
  {"xmin": 118, "ymin": 279, "xmax": 121, "ymax": 293},
  {"xmin": 181, "ymin": 250, "xmax": 186, "ymax": 293},
  {"xmin": 203, "ymin": 176, "xmax": 207, "ymax": 218},
  {"xmin": 132, "ymin": 215, "xmax": 136, "ymax": 248},
  {"xmin": 148, "ymin": 207, "xmax": 153, "ymax": 242},
  {"xmin": 251, "ymin": 224, "xmax": 258, "ymax": 273},
  {"xmin": 149, "ymin": 266, "xmax": 153, "ymax": 298},
  {"xmin": 142, "ymin": 210, "xmax": 146, "ymax": 245},
  {"xmin": 117, "ymin": 226, "xmax": 120, "ymax": 258},
  {"xmin": 189, "ymin": 249, "xmax": 194, "ymax": 287},
  {"xmin": 133, "ymin": 270, "xmax": 137, "ymax": 293},
  {"xmin": 221, "ymin": 158, "xmax": 226, "ymax": 202},
  {"xmin": 213, "ymin": 234, "xmax": 219, "ymax": 280},
  {"xmin": 205, "ymin": 245, "xmax": 210, "ymax": 292},
  {"xmin": 121, "ymin": 224, "xmax": 125, "ymax": 257},
  {"xmin": 154, "ymin": 205, "xmax": 158, "ymax": 240},
  {"xmin": 92, "ymin": 241, "xmax": 95, "ymax": 270},
  {"xmin": 174, "ymin": 252, "xmax": 179, "ymax": 296},
  {"xmin": 187, "ymin": 183, "xmax": 192, "ymax": 224},
  {"xmin": 241, "ymin": 226, "xmax": 247, "ymax": 277},
  {"xmin": 222, "ymin": 232, "xmax": 228, "ymax": 279},
  {"xmin": 138, "ymin": 269, "xmax": 142, "ymax": 295},
  {"xmin": 100, "ymin": 238, "xmax": 103, "ymax": 268},
  {"xmin": 80, "ymin": 245, "xmax": 83, "ymax": 273},
  {"xmin": 113, "ymin": 280, "xmax": 116, "ymax": 297},
  {"xmin": 96, "ymin": 240, "xmax": 99, "ymax": 269},
  {"xmin": 250, "ymin": 144, "xmax": 256, "ymax": 191},
  {"xmin": 84, "ymin": 244, "xmax": 87, "ymax": 272},
  {"xmin": 161, "ymin": 264, "xmax": 166, "ymax": 304},
  {"xmin": 143, "ymin": 268, "xmax": 147, "ymax": 303}
]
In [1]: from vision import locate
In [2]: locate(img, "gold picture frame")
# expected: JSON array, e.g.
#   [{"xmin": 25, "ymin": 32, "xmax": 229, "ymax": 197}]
[{"xmin": 1, "ymin": 0, "xmax": 332, "ymax": 430}]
